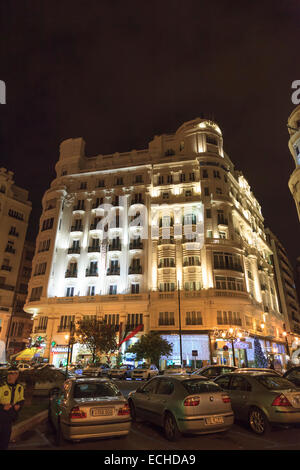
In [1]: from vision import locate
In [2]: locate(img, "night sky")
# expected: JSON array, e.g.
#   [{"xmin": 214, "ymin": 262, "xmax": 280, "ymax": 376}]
[{"xmin": 0, "ymin": 1, "xmax": 299, "ymax": 268}]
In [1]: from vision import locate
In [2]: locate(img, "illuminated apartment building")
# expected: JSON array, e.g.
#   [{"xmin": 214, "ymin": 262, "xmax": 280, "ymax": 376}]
[
  {"xmin": 288, "ymin": 105, "xmax": 300, "ymax": 222},
  {"xmin": 24, "ymin": 118, "xmax": 291, "ymax": 368},
  {"xmin": 0, "ymin": 168, "xmax": 32, "ymax": 355}
]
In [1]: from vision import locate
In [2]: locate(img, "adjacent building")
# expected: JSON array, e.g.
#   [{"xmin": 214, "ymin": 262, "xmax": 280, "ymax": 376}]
[
  {"xmin": 288, "ymin": 105, "xmax": 300, "ymax": 222},
  {"xmin": 0, "ymin": 168, "xmax": 32, "ymax": 356},
  {"xmin": 24, "ymin": 118, "xmax": 292, "ymax": 369}
]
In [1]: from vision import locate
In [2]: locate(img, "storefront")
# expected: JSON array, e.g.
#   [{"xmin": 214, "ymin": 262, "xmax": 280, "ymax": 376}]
[
  {"xmin": 51, "ymin": 345, "xmax": 69, "ymax": 367},
  {"xmin": 211, "ymin": 337, "xmax": 253, "ymax": 367},
  {"xmin": 160, "ymin": 334, "xmax": 210, "ymax": 369}
]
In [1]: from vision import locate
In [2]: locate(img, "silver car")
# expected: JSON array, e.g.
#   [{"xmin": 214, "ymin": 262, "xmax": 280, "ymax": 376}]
[
  {"xmin": 128, "ymin": 375, "xmax": 234, "ymax": 441},
  {"xmin": 49, "ymin": 377, "xmax": 131, "ymax": 444}
]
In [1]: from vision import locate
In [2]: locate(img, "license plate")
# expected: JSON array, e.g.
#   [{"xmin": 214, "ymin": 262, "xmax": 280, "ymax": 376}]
[
  {"xmin": 205, "ymin": 416, "xmax": 224, "ymax": 425},
  {"xmin": 91, "ymin": 407, "xmax": 114, "ymax": 417}
]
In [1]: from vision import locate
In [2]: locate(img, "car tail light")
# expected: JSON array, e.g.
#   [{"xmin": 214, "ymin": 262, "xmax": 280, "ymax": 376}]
[
  {"xmin": 272, "ymin": 394, "xmax": 292, "ymax": 407},
  {"xmin": 69, "ymin": 406, "xmax": 87, "ymax": 419},
  {"xmin": 118, "ymin": 404, "xmax": 130, "ymax": 416},
  {"xmin": 222, "ymin": 395, "xmax": 231, "ymax": 403},
  {"xmin": 184, "ymin": 396, "xmax": 200, "ymax": 406}
]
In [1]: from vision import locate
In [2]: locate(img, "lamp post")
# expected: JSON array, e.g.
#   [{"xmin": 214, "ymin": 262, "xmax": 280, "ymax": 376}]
[
  {"xmin": 177, "ymin": 281, "xmax": 183, "ymax": 367},
  {"xmin": 65, "ymin": 321, "xmax": 75, "ymax": 376}
]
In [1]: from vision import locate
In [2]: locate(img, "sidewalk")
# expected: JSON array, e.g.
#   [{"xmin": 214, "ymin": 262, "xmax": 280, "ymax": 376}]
[{"xmin": 11, "ymin": 410, "xmax": 48, "ymax": 441}]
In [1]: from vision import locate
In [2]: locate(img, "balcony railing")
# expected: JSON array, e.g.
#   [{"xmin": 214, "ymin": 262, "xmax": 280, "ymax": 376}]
[
  {"xmin": 108, "ymin": 244, "xmax": 122, "ymax": 251},
  {"xmin": 9, "ymin": 231, "xmax": 19, "ymax": 237},
  {"xmin": 68, "ymin": 247, "xmax": 81, "ymax": 254},
  {"xmin": 86, "ymin": 269, "xmax": 99, "ymax": 277},
  {"xmin": 217, "ymin": 318, "xmax": 242, "ymax": 326},
  {"xmin": 129, "ymin": 242, "xmax": 143, "ymax": 250},
  {"xmin": 214, "ymin": 264, "xmax": 244, "ymax": 272},
  {"xmin": 88, "ymin": 246, "xmax": 100, "ymax": 253},
  {"xmin": 128, "ymin": 266, "xmax": 142, "ymax": 275},
  {"xmin": 5, "ymin": 247, "xmax": 16, "ymax": 254},
  {"xmin": 183, "ymin": 261, "xmax": 200, "ymax": 267},
  {"xmin": 107, "ymin": 268, "xmax": 120, "ymax": 276},
  {"xmin": 1, "ymin": 265, "xmax": 12, "ymax": 271},
  {"xmin": 65, "ymin": 270, "xmax": 78, "ymax": 278},
  {"xmin": 126, "ymin": 323, "xmax": 144, "ymax": 331},
  {"xmin": 70, "ymin": 225, "xmax": 83, "ymax": 232}
]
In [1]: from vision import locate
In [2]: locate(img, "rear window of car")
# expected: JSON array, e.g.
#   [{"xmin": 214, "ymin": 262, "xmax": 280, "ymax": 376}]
[
  {"xmin": 74, "ymin": 381, "xmax": 122, "ymax": 398},
  {"xmin": 256, "ymin": 375, "xmax": 297, "ymax": 391},
  {"xmin": 182, "ymin": 379, "xmax": 221, "ymax": 394}
]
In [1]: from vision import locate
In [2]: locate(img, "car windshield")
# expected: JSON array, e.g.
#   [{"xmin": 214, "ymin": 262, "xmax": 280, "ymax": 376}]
[
  {"xmin": 74, "ymin": 381, "xmax": 122, "ymax": 398},
  {"xmin": 136, "ymin": 365, "xmax": 147, "ymax": 369},
  {"xmin": 182, "ymin": 379, "xmax": 221, "ymax": 394},
  {"xmin": 256, "ymin": 375, "xmax": 297, "ymax": 390}
]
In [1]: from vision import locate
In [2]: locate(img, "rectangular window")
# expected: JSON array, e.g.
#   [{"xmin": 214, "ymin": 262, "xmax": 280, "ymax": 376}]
[
  {"xmin": 66, "ymin": 287, "xmax": 74, "ymax": 297},
  {"xmin": 109, "ymin": 285, "xmax": 117, "ymax": 295},
  {"xmin": 159, "ymin": 312, "xmax": 175, "ymax": 326},
  {"xmin": 204, "ymin": 187, "xmax": 209, "ymax": 196},
  {"xmin": 186, "ymin": 311, "xmax": 202, "ymax": 325},
  {"xmin": 41, "ymin": 218, "xmax": 54, "ymax": 232},
  {"xmin": 202, "ymin": 169, "xmax": 208, "ymax": 179},
  {"xmin": 30, "ymin": 286, "xmax": 43, "ymax": 301},
  {"xmin": 206, "ymin": 209, "xmax": 212, "ymax": 218}
]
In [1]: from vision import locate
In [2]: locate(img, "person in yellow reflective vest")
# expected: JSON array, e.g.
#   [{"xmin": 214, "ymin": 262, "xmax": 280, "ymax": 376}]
[{"xmin": 0, "ymin": 366, "xmax": 25, "ymax": 450}]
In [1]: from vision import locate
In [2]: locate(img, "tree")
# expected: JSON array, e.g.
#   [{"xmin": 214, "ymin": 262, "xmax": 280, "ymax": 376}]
[
  {"xmin": 75, "ymin": 319, "xmax": 118, "ymax": 364},
  {"xmin": 254, "ymin": 336, "xmax": 268, "ymax": 368},
  {"xmin": 127, "ymin": 331, "xmax": 173, "ymax": 367}
]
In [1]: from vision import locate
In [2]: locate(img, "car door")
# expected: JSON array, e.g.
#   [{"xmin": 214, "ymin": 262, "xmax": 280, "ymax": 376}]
[
  {"xmin": 150, "ymin": 378, "xmax": 175, "ymax": 426},
  {"xmin": 228, "ymin": 375, "xmax": 252, "ymax": 420},
  {"xmin": 132, "ymin": 378, "xmax": 160, "ymax": 420}
]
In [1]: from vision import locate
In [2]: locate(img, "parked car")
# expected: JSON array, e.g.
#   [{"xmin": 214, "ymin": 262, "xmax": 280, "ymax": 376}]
[
  {"xmin": 131, "ymin": 364, "xmax": 159, "ymax": 380},
  {"xmin": 214, "ymin": 372, "xmax": 300, "ymax": 434},
  {"xmin": 109, "ymin": 365, "xmax": 135, "ymax": 380},
  {"xmin": 235, "ymin": 368, "xmax": 282, "ymax": 376},
  {"xmin": 48, "ymin": 377, "xmax": 131, "ymax": 444},
  {"xmin": 82, "ymin": 364, "xmax": 111, "ymax": 378},
  {"xmin": 19, "ymin": 367, "xmax": 66, "ymax": 396},
  {"xmin": 163, "ymin": 366, "xmax": 187, "ymax": 375},
  {"xmin": 128, "ymin": 374, "xmax": 233, "ymax": 440},
  {"xmin": 283, "ymin": 367, "xmax": 300, "ymax": 387},
  {"xmin": 192, "ymin": 365, "xmax": 237, "ymax": 379}
]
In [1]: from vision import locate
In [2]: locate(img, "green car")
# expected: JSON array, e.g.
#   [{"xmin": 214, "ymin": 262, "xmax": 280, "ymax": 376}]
[{"xmin": 214, "ymin": 372, "xmax": 300, "ymax": 434}]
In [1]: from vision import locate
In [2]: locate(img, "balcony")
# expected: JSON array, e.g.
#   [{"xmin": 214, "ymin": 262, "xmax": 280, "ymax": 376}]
[
  {"xmin": 158, "ymin": 262, "xmax": 176, "ymax": 268},
  {"xmin": 1, "ymin": 265, "xmax": 12, "ymax": 272},
  {"xmin": 68, "ymin": 247, "xmax": 81, "ymax": 255},
  {"xmin": 34, "ymin": 327, "xmax": 47, "ymax": 333},
  {"xmin": 5, "ymin": 247, "xmax": 16, "ymax": 254},
  {"xmin": 70, "ymin": 225, "xmax": 83, "ymax": 233},
  {"xmin": 128, "ymin": 266, "xmax": 143, "ymax": 275},
  {"xmin": 73, "ymin": 205, "xmax": 85, "ymax": 213},
  {"xmin": 108, "ymin": 244, "xmax": 122, "ymax": 251},
  {"xmin": 214, "ymin": 264, "xmax": 244, "ymax": 273},
  {"xmin": 57, "ymin": 325, "xmax": 73, "ymax": 333},
  {"xmin": 86, "ymin": 268, "xmax": 99, "ymax": 277},
  {"xmin": 65, "ymin": 270, "xmax": 78, "ymax": 278},
  {"xmin": 90, "ymin": 223, "xmax": 102, "ymax": 231},
  {"xmin": 88, "ymin": 246, "xmax": 100, "ymax": 253},
  {"xmin": 0, "ymin": 283, "xmax": 15, "ymax": 291},
  {"xmin": 126, "ymin": 323, "xmax": 144, "ymax": 331},
  {"xmin": 183, "ymin": 261, "xmax": 200, "ymax": 267},
  {"xmin": 107, "ymin": 268, "xmax": 120, "ymax": 276},
  {"xmin": 217, "ymin": 318, "xmax": 242, "ymax": 326},
  {"xmin": 158, "ymin": 238, "xmax": 175, "ymax": 245},
  {"xmin": 129, "ymin": 242, "xmax": 143, "ymax": 250},
  {"xmin": 9, "ymin": 230, "xmax": 19, "ymax": 237},
  {"xmin": 217, "ymin": 217, "xmax": 228, "ymax": 226}
]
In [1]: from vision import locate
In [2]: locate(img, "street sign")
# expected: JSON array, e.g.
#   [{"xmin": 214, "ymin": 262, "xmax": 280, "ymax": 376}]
[{"xmin": 192, "ymin": 350, "xmax": 198, "ymax": 357}]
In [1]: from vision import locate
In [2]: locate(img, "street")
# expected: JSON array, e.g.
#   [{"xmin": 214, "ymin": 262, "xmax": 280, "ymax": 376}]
[{"xmin": 8, "ymin": 379, "xmax": 300, "ymax": 451}]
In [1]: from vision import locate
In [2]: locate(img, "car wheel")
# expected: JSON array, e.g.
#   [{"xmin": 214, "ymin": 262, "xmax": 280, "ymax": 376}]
[
  {"xmin": 163, "ymin": 412, "xmax": 181, "ymax": 441},
  {"xmin": 248, "ymin": 407, "xmax": 271, "ymax": 435},
  {"xmin": 128, "ymin": 400, "xmax": 137, "ymax": 422}
]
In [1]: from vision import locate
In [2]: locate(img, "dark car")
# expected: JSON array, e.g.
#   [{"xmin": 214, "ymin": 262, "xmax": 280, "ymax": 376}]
[
  {"xmin": 283, "ymin": 367, "xmax": 300, "ymax": 387},
  {"xmin": 214, "ymin": 372, "xmax": 300, "ymax": 434},
  {"xmin": 192, "ymin": 365, "xmax": 237, "ymax": 379}
]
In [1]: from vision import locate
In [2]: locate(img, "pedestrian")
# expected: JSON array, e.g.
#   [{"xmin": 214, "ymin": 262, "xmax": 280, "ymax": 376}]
[
  {"xmin": 240, "ymin": 361, "xmax": 246, "ymax": 368},
  {"xmin": 0, "ymin": 366, "xmax": 25, "ymax": 450}
]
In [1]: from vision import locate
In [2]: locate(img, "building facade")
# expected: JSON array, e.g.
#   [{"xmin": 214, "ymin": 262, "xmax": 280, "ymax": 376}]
[
  {"xmin": 288, "ymin": 105, "xmax": 300, "ymax": 222},
  {"xmin": 24, "ymin": 118, "xmax": 291, "ymax": 369},
  {"xmin": 0, "ymin": 168, "xmax": 32, "ymax": 356},
  {"xmin": 266, "ymin": 229, "xmax": 300, "ymax": 363}
]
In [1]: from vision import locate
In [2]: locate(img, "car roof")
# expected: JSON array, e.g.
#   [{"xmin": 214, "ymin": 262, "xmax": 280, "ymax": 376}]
[
  {"xmin": 215, "ymin": 371, "xmax": 280, "ymax": 378},
  {"xmin": 158, "ymin": 374, "xmax": 208, "ymax": 381},
  {"xmin": 69, "ymin": 377, "xmax": 112, "ymax": 383}
]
